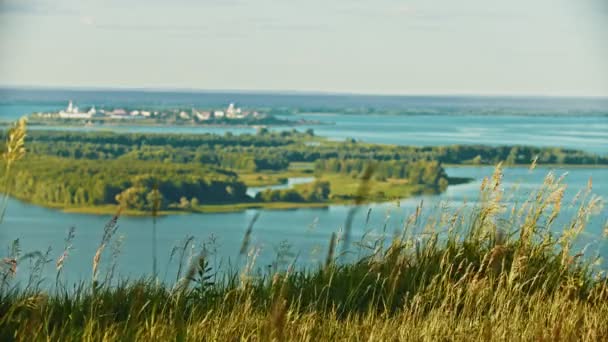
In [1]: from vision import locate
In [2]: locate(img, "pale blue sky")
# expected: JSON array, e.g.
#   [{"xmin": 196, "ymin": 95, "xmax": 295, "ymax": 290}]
[{"xmin": 1, "ymin": 0, "xmax": 607, "ymax": 96}]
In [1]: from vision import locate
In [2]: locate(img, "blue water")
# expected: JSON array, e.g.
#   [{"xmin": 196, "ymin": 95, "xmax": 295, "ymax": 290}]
[
  {"xmin": 0, "ymin": 89, "xmax": 606, "ymax": 286},
  {"xmin": 2, "ymin": 88, "xmax": 607, "ymax": 114},
  {"xmin": 290, "ymin": 114, "xmax": 608, "ymax": 155}
]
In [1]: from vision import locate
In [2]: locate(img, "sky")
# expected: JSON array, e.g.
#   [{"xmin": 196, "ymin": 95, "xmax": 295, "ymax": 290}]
[{"xmin": 0, "ymin": 0, "xmax": 607, "ymax": 96}]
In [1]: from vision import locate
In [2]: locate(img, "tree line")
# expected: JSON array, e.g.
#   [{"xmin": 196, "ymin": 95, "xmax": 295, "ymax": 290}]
[
  {"xmin": 315, "ymin": 159, "xmax": 449, "ymax": 191},
  {"xmin": 18, "ymin": 131, "xmax": 607, "ymax": 173},
  {"xmin": 0, "ymin": 155, "xmax": 248, "ymax": 211}
]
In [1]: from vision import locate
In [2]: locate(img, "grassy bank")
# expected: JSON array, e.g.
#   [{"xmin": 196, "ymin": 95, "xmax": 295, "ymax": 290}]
[{"xmin": 1, "ymin": 165, "xmax": 607, "ymax": 340}]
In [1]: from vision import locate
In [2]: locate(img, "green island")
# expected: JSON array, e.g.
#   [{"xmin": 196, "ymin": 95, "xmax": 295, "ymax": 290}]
[{"xmin": 1, "ymin": 128, "xmax": 606, "ymax": 215}]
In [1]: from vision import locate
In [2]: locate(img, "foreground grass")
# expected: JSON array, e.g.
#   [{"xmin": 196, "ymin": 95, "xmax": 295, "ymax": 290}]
[
  {"xmin": 1, "ymin": 164, "xmax": 607, "ymax": 341},
  {"xmin": 2, "ymin": 281, "xmax": 607, "ymax": 341}
]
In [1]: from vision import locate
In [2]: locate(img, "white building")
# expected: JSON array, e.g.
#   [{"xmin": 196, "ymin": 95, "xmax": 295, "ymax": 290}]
[
  {"xmin": 58, "ymin": 100, "xmax": 93, "ymax": 119},
  {"xmin": 226, "ymin": 102, "xmax": 245, "ymax": 118},
  {"xmin": 109, "ymin": 108, "xmax": 128, "ymax": 119},
  {"xmin": 226, "ymin": 103, "xmax": 236, "ymax": 118},
  {"xmin": 195, "ymin": 111, "xmax": 211, "ymax": 121}
]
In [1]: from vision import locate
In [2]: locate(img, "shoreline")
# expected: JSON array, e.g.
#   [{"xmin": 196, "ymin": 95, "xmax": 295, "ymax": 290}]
[
  {"xmin": 444, "ymin": 163, "xmax": 608, "ymax": 169},
  {"xmin": 4, "ymin": 117, "xmax": 329, "ymax": 129},
  {"xmin": 61, "ymin": 201, "xmax": 334, "ymax": 216},
  {"xmin": 12, "ymin": 183, "xmax": 457, "ymax": 217},
  {"xmin": 6, "ymin": 160, "xmax": 607, "ymax": 217}
]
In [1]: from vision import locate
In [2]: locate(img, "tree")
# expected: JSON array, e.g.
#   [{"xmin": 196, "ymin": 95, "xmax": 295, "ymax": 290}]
[
  {"xmin": 190, "ymin": 197, "xmax": 200, "ymax": 207},
  {"xmin": 311, "ymin": 181, "xmax": 330, "ymax": 201},
  {"xmin": 471, "ymin": 155, "xmax": 483, "ymax": 165},
  {"xmin": 178, "ymin": 196, "xmax": 190, "ymax": 209}
]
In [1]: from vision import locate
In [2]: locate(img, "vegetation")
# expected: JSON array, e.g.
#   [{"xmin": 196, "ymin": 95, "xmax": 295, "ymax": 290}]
[
  {"xmin": 255, "ymin": 180, "xmax": 331, "ymax": 203},
  {"xmin": 17, "ymin": 130, "xmax": 608, "ymax": 169},
  {"xmin": 1, "ymin": 163, "xmax": 607, "ymax": 340},
  {"xmin": 0, "ymin": 155, "xmax": 247, "ymax": 211},
  {"xmin": 315, "ymin": 159, "xmax": 449, "ymax": 189},
  {"xmin": 0, "ymin": 128, "xmax": 605, "ymax": 214}
]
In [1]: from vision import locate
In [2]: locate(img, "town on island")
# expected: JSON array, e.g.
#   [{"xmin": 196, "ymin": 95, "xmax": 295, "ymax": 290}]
[{"xmin": 28, "ymin": 100, "xmax": 318, "ymax": 126}]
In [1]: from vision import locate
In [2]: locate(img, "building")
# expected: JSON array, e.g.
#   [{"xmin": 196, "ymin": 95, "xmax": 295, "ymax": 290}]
[
  {"xmin": 58, "ymin": 100, "xmax": 94, "ymax": 119},
  {"xmin": 226, "ymin": 103, "xmax": 236, "ymax": 118},
  {"xmin": 109, "ymin": 108, "xmax": 128, "ymax": 119},
  {"xmin": 225, "ymin": 102, "xmax": 245, "ymax": 118},
  {"xmin": 193, "ymin": 110, "xmax": 211, "ymax": 121}
]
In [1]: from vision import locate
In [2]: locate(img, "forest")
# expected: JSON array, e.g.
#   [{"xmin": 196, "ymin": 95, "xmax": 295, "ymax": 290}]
[
  {"xmin": 20, "ymin": 129, "xmax": 608, "ymax": 169},
  {"xmin": 1, "ymin": 155, "xmax": 247, "ymax": 211}
]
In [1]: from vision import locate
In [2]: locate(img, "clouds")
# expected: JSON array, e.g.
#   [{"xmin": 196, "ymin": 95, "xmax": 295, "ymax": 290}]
[
  {"xmin": 0, "ymin": 0, "xmax": 606, "ymax": 95},
  {"xmin": 80, "ymin": 16, "xmax": 95, "ymax": 26}
]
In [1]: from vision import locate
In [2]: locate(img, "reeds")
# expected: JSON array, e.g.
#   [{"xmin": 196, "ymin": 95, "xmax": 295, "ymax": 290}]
[
  {"xmin": 92, "ymin": 208, "xmax": 121, "ymax": 286},
  {"xmin": 0, "ymin": 117, "xmax": 27, "ymax": 223}
]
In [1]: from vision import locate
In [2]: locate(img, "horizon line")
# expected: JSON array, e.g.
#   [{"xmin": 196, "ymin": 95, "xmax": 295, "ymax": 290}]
[{"xmin": 1, "ymin": 84, "xmax": 607, "ymax": 100}]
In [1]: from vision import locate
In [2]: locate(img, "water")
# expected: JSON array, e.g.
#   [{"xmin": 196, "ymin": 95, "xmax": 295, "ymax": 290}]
[
  {"xmin": 288, "ymin": 114, "xmax": 608, "ymax": 155},
  {"xmin": 2, "ymin": 88, "xmax": 607, "ymax": 114},
  {"xmin": 0, "ymin": 89, "xmax": 607, "ymax": 285},
  {"xmin": 1, "ymin": 90, "xmax": 606, "ymax": 155}
]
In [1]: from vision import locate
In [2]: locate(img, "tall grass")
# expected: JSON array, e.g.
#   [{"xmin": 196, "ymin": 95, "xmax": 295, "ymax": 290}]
[
  {"xmin": 0, "ymin": 163, "xmax": 606, "ymax": 340},
  {"xmin": 0, "ymin": 117, "xmax": 26, "ymax": 223}
]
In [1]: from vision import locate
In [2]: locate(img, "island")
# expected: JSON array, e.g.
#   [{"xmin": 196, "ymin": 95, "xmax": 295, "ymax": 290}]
[{"xmin": 1, "ymin": 127, "xmax": 607, "ymax": 216}]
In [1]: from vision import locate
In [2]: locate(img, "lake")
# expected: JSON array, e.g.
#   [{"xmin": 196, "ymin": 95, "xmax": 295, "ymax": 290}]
[{"xmin": 0, "ymin": 91, "xmax": 606, "ymax": 286}]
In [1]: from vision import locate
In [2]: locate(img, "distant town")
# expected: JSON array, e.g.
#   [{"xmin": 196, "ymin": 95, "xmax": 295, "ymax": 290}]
[{"xmin": 29, "ymin": 101, "xmax": 317, "ymax": 126}]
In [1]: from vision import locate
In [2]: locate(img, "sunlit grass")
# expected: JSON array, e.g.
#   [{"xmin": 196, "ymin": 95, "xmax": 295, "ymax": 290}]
[{"xmin": 1, "ymin": 163, "xmax": 606, "ymax": 340}]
